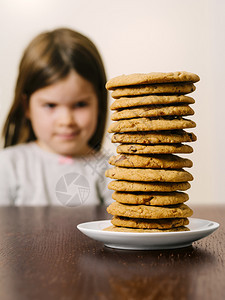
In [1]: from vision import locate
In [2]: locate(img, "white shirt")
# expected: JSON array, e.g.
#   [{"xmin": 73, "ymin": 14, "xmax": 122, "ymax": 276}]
[{"xmin": 0, "ymin": 142, "xmax": 113, "ymax": 206}]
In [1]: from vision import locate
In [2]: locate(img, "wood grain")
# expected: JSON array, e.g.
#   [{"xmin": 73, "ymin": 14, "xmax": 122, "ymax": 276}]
[{"xmin": 0, "ymin": 205, "xmax": 224, "ymax": 300}]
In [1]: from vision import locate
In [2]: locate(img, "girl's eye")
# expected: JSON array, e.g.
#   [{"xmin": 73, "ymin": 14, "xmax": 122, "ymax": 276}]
[
  {"xmin": 44, "ymin": 103, "xmax": 56, "ymax": 109},
  {"xmin": 74, "ymin": 101, "xmax": 89, "ymax": 108}
]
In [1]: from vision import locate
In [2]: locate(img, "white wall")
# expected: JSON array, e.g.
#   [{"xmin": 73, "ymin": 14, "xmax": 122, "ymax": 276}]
[{"xmin": 0, "ymin": 0, "xmax": 224, "ymax": 205}]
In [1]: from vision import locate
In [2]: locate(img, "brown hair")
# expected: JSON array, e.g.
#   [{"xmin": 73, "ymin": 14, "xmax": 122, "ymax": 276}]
[{"xmin": 2, "ymin": 28, "xmax": 107, "ymax": 151}]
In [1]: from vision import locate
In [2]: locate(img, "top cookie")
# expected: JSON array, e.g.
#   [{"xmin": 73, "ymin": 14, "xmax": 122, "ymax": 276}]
[{"xmin": 106, "ymin": 71, "xmax": 200, "ymax": 90}]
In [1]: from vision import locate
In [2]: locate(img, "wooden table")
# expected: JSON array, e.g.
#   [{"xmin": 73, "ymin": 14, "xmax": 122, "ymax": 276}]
[{"xmin": 0, "ymin": 205, "xmax": 224, "ymax": 300}]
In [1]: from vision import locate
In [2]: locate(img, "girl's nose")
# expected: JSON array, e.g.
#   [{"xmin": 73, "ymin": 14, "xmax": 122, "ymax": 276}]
[{"xmin": 58, "ymin": 108, "xmax": 76, "ymax": 126}]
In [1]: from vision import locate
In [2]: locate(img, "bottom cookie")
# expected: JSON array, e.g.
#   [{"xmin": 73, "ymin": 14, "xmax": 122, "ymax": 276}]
[
  {"xmin": 103, "ymin": 225, "xmax": 189, "ymax": 232},
  {"xmin": 111, "ymin": 215, "xmax": 189, "ymax": 229}
]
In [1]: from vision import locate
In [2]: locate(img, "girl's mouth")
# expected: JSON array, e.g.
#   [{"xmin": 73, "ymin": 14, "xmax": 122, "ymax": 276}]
[{"xmin": 56, "ymin": 132, "xmax": 80, "ymax": 140}]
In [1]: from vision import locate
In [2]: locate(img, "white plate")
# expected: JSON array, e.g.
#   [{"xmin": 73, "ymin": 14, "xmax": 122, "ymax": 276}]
[{"xmin": 77, "ymin": 218, "xmax": 219, "ymax": 250}]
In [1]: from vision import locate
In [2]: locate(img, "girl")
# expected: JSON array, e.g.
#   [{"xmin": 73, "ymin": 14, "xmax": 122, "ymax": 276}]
[{"xmin": 0, "ymin": 28, "xmax": 113, "ymax": 206}]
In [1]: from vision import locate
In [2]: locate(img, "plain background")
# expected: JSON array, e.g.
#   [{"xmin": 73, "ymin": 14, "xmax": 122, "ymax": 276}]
[{"xmin": 0, "ymin": 0, "xmax": 224, "ymax": 205}]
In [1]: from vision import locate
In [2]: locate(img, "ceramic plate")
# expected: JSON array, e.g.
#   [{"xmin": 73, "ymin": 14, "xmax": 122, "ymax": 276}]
[{"xmin": 77, "ymin": 218, "xmax": 219, "ymax": 250}]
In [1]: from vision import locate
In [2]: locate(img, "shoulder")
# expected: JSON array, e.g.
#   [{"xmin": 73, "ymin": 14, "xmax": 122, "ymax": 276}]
[
  {"xmin": 0, "ymin": 144, "xmax": 34, "ymax": 193},
  {"xmin": 88, "ymin": 149, "xmax": 112, "ymax": 162},
  {"xmin": 0, "ymin": 143, "xmax": 37, "ymax": 165},
  {"xmin": 0, "ymin": 143, "xmax": 39, "ymax": 168},
  {"xmin": 81, "ymin": 150, "xmax": 111, "ymax": 172}
]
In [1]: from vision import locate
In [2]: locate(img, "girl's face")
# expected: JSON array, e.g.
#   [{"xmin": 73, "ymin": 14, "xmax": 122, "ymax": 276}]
[{"xmin": 27, "ymin": 71, "xmax": 98, "ymax": 157}]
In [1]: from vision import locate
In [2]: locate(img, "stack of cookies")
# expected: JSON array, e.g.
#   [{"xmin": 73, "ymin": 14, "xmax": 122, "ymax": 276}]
[{"xmin": 104, "ymin": 71, "xmax": 200, "ymax": 232}]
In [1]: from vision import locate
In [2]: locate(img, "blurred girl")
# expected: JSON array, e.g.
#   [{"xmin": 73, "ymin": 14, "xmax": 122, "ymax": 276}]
[{"xmin": 0, "ymin": 28, "xmax": 112, "ymax": 206}]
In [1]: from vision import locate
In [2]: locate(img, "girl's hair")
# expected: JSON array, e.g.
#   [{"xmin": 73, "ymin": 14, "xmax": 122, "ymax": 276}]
[{"xmin": 2, "ymin": 28, "xmax": 107, "ymax": 151}]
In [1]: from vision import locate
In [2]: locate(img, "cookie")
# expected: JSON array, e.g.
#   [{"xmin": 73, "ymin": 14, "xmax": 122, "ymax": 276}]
[
  {"xmin": 112, "ymin": 191, "xmax": 189, "ymax": 205},
  {"xmin": 107, "ymin": 201, "xmax": 193, "ymax": 219},
  {"xmin": 111, "ymin": 105, "xmax": 194, "ymax": 121},
  {"xmin": 111, "ymin": 83, "xmax": 196, "ymax": 99},
  {"xmin": 105, "ymin": 167, "xmax": 193, "ymax": 182},
  {"xmin": 110, "ymin": 95, "xmax": 195, "ymax": 110},
  {"xmin": 108, "ymin": 117, "xmax": 196, "ymax": 133},
  {"xmin": 109, "ymin": 154, "xmax": 193, "ymax": 169},
  {"xmin": 108, "ymin": 180, "xmax": 191, "ymax": 192},
  {"xmin": 110, "ymin": 95, "xmax": 195, "ymax": 111},
  {"xmin": 116, "ymin": 143, "xmax": 193, "ymax": 154},
  {"xmin": 111, "ymin": 130, "xmax": 197, "ymax": 144},
  {"xmin": 106, "ymin": 71, "xmax": 200, "ymax": 90},
  {"xmin": 103, "ymin": 225, "xmax": 189, "ymax": 232},
  {"xmin": 111, "ymin": 215, "xmax": 189, "ymax": 229}
]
